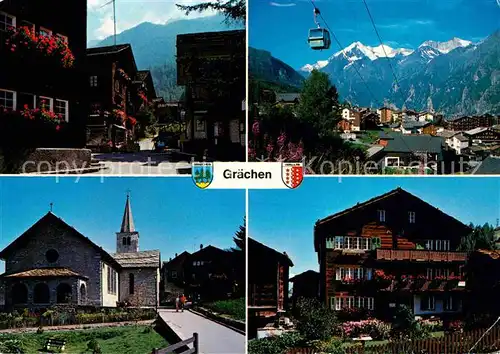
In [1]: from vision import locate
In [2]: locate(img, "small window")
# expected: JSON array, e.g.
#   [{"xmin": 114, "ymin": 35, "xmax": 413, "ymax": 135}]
[
  {"xmin": 45, "ymin": 249, "xmax": 59, "ymax": 263},
  {"xmin": 17, "ymin": 92, "xmax": 35, "ymax": 110},
  {"xmin": 0, "ymin": 12, "xmax": 15, "ymax": 32},
  {"xmin": 427, "ymin": 268, "xmax": 433, "ymax": 279},
  {"xmin": 122, "ymin": 237, "xmax": 126, "ymax": 245},
  {"xmin": 425, "ymin": 240, "xmax": 434, "ymax": 250},
  {"xmin": 56, "ymin": 34, "xmax": 68, "ymax": 44},
  {"xmin": 0, "ymin": 89, "xmax": 15, "ymax": 110},
  {"xmin": 443, "ymin": 240, "xmax": 450, "ymax": 251},
  {"xmin": 436, "ymin": 240, "xmax": 442, "ymax": 251},
  {"xmin": 192, "ymin": 261, "xmax": 197, "ymax": 266},
  {"xmin": 334, "ymin": 236, "xmax": 344, "ymax": 249},
  {"xmin": 126, "ymin": 236, "xmax": 131, "ymax": 246},
  {"xmin": 409, "ymin": 211, "xmax": 416, "ymax": 223},
  {"xmin": 129, "ymin": 273, "xmax": 134, "ymax": 294},
  {"xmin": 55, "ymin": 99, "xmax": 69, "ymax": 121},
  {"xmin": 37, "ymin": 96, "xmax": 53, "ymax": 111},
  {"xmin": 90, "ymin": 76, "xmax": 98, "ymax": 87},
  {"xmin": 196, "ymin": 119, "xmax": 205, "ymax": 132},
  {"xmin": 39, "ymin": 27, "xmax": 52, "ymax": 37},
  {"xmin": 171, "ymin": 270, "xmax": 177, "ymax": 279},
  {"xmin": 378, "ymin": 210, "xmax": 386, "ymax": 222},
  {"xmin": 421, "ymin": 295, "xmax": 435, "ymax": 311}
]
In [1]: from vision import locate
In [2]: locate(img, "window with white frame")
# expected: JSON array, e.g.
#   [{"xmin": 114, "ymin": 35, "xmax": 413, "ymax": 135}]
[
  {"xmin": 37, "ymin": 96, "xmax": 53, "ymax": 111},
  {"xmin": 443, "ymin": 240, "xmax": 450, "ymax": 251},
  {"xmin": 420, "ymin": 295, "xmax": 435, "ymax": 311},
  {"xmin": 90, "ymin": 76, "xmax": 98, "ymax": 87},
  {"xmin": 0, "ymin": 89, "xmax": 15, "ymax": 110},
  {"xmin": 39, "ymin": 27, "xmax": 52, "ymax": 37},
  {"xmin": 336, "ymin": 267, "xmax": 372, "ymax": 281},
  {"xmin": 107, "ymin": 266, "xmax": 117, "ymax": 294},
  {"xmin": 444, "ymin": 295, "xmax": 456, "ymax": 311},
  {"xmin": 385, "ymin": 157, "xmax": 399, "ymax": 167},
  {"xmin": 55, "ymin": 99, "xmax": 69, "ymax": 121},
  {"xmin": 56, "ymin": 34, "xmax": 68, "ymax": 44},
  {"xmin": 409, "ymin": 211, "xmax": 416, "ymax": 223},
  {"xmin": 334, "ymin": 236, "xmax": 371, "ymax": 250},
  {"xmin": 0, "ymin": 12, "xmax": 15, "ymax": 32},
  {"xmin": 378, "ymin": 210, "xmax": 386, "ymax": 222},
  {"xmin": 332, "ymin": 296, "xmax": 374, "ymax": 311},
  {"xmin": 436, "ymin": 239, "xmax": 442, "ymax": 251},
  {"xmin": 425, "ymin": 240, "xmax": 434, "ymax": 250}
]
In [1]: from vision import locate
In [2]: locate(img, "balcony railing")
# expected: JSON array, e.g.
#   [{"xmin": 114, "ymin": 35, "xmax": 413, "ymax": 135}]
[{"xmin": 376, "ymin": 249, "xmax": 467, "ymax": 262}]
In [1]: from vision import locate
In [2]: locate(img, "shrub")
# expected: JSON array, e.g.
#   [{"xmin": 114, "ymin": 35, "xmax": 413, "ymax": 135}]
[
  {"xmin": 36, "ymin": 326, "xmax": 44, "ymax": 334},
  {"xmin": 0, "ymin": 339, "xmax": 25, "ymax": 353},
  {"xmin": 87, "ymin": 339, "xmax": 102, "ymax": 354},
  {"xmin": 294, "ymin": 297, "xmax": 338, "ymax": 341},
  {"xmin": 447, "ymin": 320, "xmax": 464, "ymax": 333},
  {"xmin": 392, "ymin": 305, "xmax": 415, "ymax": 335},
  {"xmin": 418, "ymin": 319, "xmax": 443, "ymax": 333},
  {"xmin": 247, "ymin": 332, "xmax": 304, "ymax": 354},
  {"xmin": 309, "ymin": 338, "xmax": 345, "ymax": 354},
  {"xmin": 340, "ymin": 319, "xmax": 391, "ymax": 340}
]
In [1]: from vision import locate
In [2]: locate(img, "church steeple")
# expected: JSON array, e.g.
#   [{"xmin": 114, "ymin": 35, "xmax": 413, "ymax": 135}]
[
  {"xmin": 120, "ymin": 193, "xmax": 135, "ymax": 233},
  {"xmin": 116, "ymin": 192, "xmax": 139, "ymax": 253}
]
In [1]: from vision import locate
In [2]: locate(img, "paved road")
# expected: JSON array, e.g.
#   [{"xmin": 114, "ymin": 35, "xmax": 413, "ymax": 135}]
[
  {"xmin": 90, "ymin": 151, "xmax": 191, "ymax": 175},
  {"xmin": 158, "ymin": 309, "xmax": 245, "ymax": 354}
]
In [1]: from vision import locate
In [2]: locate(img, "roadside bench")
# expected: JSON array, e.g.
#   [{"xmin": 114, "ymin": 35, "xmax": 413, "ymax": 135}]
[{"xmin": 44, "ymin": 338, "xmax": 66, "ymax": 352}]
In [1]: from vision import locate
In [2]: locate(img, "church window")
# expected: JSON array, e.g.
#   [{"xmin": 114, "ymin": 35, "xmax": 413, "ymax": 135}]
[
  {"xmin": 46, "ymin": 249, "xmax": 59, "ymax": 263},
  {"xmin": 122, "ymin": 237, "xmax": 126, "ymax": 245},
  {"xmin": 56, "ymin": 283, "xmax": 72, "ymax": 303},
  {"xmin": 107, "ymin": 266, "xmax": 117, "ymax": 294},
  {"xmin": 127, "ymin": 237, "xmax": 131, "ymax": 246},
  {"xmin": 129, "ymin": 273, "xmax": 134, "ymax": 294}
]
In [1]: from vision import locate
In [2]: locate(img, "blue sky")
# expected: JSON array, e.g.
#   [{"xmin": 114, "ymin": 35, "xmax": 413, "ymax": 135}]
[
  {"xmin": 249, "ymin": 0, "xmax": 500, "ymax": 69},
  {"xmin": 87, "ymin": 0, "xmax": 216, "ymax": 43},
  {"xmin": 0, "ymin": 177, "xmax": 245, "ymax": 273},
  {"xmin": 249, "ymin": 177, "xmax": 500, "ymax": 277}
]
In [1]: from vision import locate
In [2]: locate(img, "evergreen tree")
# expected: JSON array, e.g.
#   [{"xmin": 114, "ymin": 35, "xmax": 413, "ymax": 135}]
[{"xmin": 176, "ymin": 0, "xmax": 245, "ymax": 24}]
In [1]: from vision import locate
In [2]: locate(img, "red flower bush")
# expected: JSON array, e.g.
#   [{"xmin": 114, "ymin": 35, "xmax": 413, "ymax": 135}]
[
  {"xmin": 374, "ymin": 270, "xmax": 395, "ymax": 281},
  {"xmin": 117, "ymin": 68, "xmax": 131, "ymax": 81},
  {"xmin": 5, "ymin": 26, "xmax": 75, "ymax": 68},
  {"xmin": 137, "ymin": 90, "xmax": 148, "ymax": 104}
]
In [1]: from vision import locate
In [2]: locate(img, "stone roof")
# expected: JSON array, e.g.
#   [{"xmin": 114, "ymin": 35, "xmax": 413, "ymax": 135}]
[
  {"xmin": 112, "ymin": 250, "xmax": 160, "ymax": 268},
  {"xmin": 384, "ymin": 135, "xmax": 444, "ymax": 154},
  {"xmin": 86, "ymin": 44, "xmax": 131, "ymax": 56},
  {"xmin": 276, "ymin": 93, "xmax": 300, "ymax": 103},
  {"xmin": 471, "ymin": 156, "xmax": 500, "ymax": 175},
  {"xmin": 1, "ymin": 267, "xmax": 87, "ymax": 279},
  {"xmin": 465, "ymin": 127, "xmax": 489, "ymax": 136}
]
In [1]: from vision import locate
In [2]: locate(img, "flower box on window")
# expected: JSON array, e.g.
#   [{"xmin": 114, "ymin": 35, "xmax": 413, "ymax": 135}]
[{"xmin": 5, "ymin": 26, "xmax": 75, "ymax": 68}]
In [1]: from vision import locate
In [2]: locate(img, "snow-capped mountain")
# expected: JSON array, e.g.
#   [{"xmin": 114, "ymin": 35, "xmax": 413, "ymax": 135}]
[
  {"xmin": 291, "ymin": 32, "xmax": 500, "ymax": 116},
  {"xmin": 419, "ymin": 37, "xmax": 472, "ymax": 54},
  {"xmin": 300, "ymin": 37, "xmax": 473, "ymax": 73}
]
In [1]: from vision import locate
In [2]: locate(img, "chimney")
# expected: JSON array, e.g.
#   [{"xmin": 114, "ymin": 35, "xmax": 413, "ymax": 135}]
[
  {"xmin": 175, "ymin": 253, "xmax": 178, "ymax": 257},
  {"xmin": 169, "ymin": 257, "xmax": 172, "ymax": 261},
  {"xmin": 200, "ymin": 244, "xmax": 203, "ymax": 250}
]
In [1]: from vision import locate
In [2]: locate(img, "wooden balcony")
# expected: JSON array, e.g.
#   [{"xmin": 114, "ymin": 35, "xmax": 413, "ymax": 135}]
[{"xmin": 376, "ymin": 249, "xmax": 468, "ymax": 262}]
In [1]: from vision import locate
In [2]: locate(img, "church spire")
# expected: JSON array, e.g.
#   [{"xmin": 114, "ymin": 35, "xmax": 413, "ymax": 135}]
[{"xmin": 120, "ymin": 192, "xmax": 135, "ymax": 233}]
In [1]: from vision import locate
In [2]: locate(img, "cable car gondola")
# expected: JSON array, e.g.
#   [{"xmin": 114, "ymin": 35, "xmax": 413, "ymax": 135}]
[
  {"xmin": 308, "ymin": 7, "xmax": 331, "ymax": 50},
  {"xmin": 308, "ymin": 28, "xmax": 331, "ymax": 50}
]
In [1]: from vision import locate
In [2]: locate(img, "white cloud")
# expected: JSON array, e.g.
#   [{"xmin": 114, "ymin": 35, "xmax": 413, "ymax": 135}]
[
  {"xmin": 90, "ymin": 0, "xmax": 217, "ymax": 41},
  {"xmin": 270, "ymin": 2, "xmax": 296, "ymax": 7}
]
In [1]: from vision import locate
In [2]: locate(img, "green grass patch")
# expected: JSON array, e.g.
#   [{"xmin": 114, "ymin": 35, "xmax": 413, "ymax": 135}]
[
  {"xmin": 203, "ymin": 298, "xmax": 245, "ymax": 321},
  {"xmin": 0, "ymin": 325, "xmax": 168, "ymax": 354}
]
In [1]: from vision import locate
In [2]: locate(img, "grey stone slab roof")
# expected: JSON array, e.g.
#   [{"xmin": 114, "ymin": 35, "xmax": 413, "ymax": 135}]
[
  {"xmin": 384, "ymin": 135, "xmax": 444, "ymax": 154},
  {"xmin": 471, "ymin": 156, "xmax": 500, "ymax": 175},
  {"xmin": 112, "ymin": 250, "xmax": 160, "ymax": 268}
]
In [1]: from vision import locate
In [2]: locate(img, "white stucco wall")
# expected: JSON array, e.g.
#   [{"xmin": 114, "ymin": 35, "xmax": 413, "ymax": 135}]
[{"xmin": 101, "ymin": 262, "xmax": 119, "ymax": 307}]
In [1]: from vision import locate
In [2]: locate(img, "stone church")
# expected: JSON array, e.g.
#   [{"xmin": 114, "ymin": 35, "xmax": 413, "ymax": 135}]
[{"xmin": 0, "ymin": 195, "xmax": 160, "ymax": 309}]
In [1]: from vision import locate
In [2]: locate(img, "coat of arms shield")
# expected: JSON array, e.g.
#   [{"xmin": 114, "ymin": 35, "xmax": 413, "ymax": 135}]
[
  {"xmin": 192, "ymin": 162, "xmax": 214, "ymax": 189},
  {"xmin": 282, "ymin": 162, "xmax": 304, "ymax": 189}
]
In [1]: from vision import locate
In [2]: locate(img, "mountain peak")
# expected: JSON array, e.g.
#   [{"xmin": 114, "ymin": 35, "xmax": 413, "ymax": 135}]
[
  {"xmin": 332, "ymin": 41, "xmax": 413, "ymax": 61},
  {"xmin": 419, "ymin": 37, "xmax": 472, "ymax": 54}
]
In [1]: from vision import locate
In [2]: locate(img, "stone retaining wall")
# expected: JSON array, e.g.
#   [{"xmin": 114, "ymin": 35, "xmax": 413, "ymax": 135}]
[{"xmin": 22, "ymin": 148, "xmax": 92, "ymax": 173}]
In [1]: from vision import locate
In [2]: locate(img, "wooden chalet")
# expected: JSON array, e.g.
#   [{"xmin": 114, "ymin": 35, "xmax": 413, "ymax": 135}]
[
  {"xmin": 248, "ymin": 238, "xmax": 293, "ymax": 338},
  {"xmin": 464, "ymin": 127, "xmax": 500, "ymax": 143},
  {"xmin": 176, "ymin": 30, "xmax": 245, "ymax": 161},
  {"xmin": 446, "ymin": 115, "xmax": 497, "ymax": 132},
  {"xmin": 0, "ymin": 0, "xmax": 88, "ymax": 146},
  {"xmin": 183, "ymin": 245, "xmax": 237, "ymax": 303},
  {"xmin": 160, "ymin": 251, "xmax": 190, "ymax": 301},
  {"xmin": 86, "ymin": 44, "xmax": 156, "ymax": 150},
  {"xmin": 290, "ymin": 270, "xmax": 319, "ymax": 307},
  {"xmin": 314, "ymin": 187, "xmax": 472, "ymax": 321}
]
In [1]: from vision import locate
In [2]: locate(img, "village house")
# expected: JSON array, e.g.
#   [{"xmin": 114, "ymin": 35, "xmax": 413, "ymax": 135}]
[
  {"xmin": 372, "ymin": 134, "xmax": 446, "ymax": 172},
  {"xmin": 177, "ymin": 30, "xmax": 245, "ymax": 161},
  {"xmin": 183, "ymin": 245, "xmax": 237, "ymax": 302},
  {"xmin": 275, "ymin": 93, "xmax": 300, "ymax": 106},
  {"xmin": 248, "ymin": 238, "xmax": 293, "ymax": 339},
  {"xmin": 0, "ymin": 194, "xmax": 160, "ymax": 309},
  {"xmin": 464, "ymin": 127, "xmax": 500, "ymax": 144},
  {"xmin": 86, "ymin": 44, "xmax": 157, "ymax": 150},
  {"xmin": 313, "ymin": 187, "xmax": 471, "ymax": 321},
  {"xmin": 0, "ymin": 0, "xmax": 88, "ymax": 146},
  {"xmin": 290, "ymin": 270, "xmax": 319, "ymax": 307},
  {"xmin": 379, "ymin": 107, "xmax": 393, "ymax": 124},
  {"xmin": 449, "ymin": 134, "xmax": 469, "ymax": 155},
  {"xmin": 446, "ymin": 115, "xmax": 496, "ymax": 131},
  {"xmin": 160, "ymin": 251, "xmax": 191, "ymax": 301}
]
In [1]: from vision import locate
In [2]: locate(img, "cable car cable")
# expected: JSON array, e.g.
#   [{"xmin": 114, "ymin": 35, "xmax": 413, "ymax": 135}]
[
  {"xmin": 361, "ymin": 0, "xmax": 413, "ymax": 111},
  {"xmin": 309, "ymin": 0, "xmax": 383, "ymax": 108}
]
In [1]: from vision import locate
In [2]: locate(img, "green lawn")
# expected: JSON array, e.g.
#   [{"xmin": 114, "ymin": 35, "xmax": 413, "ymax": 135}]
[
  {"xmin": 0, "ymin": 325, "xmax": 168, "ymax": 354},
  {"xmin": 203, "ymin": 298, "xmax": 245, "ymax": 321}
]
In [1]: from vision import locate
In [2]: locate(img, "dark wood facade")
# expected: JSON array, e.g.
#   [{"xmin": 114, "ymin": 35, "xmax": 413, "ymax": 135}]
[
  {"xmin": 176, "ymin": 30, "xmax": 245, "ymax": 161},
  {"xmin": 183, "ymin": 245, "xmax": 237, "ymax": 303},
  {"xmin": 86, "ymin": 45, "xmax": 156, "ymax": 149},
  {"xmin": 446, "ymin": 115, "xmax": 497, "ymax": 131},
  {"xmin": 248, "ymin": 238, "xmax": 293, "ymax": 338},
  {"xmin": 290, "ymin": 270, "xmax": 319, "ymax": 307},
  {"xmin": 464, "ymin": 128, "xmax": 500, "ymax": 143},
  {"xmin": 0, "ymin": 0, "xmax": 88, "ymax": 147},
  {"xmin": 314, "ymin": 188, "xmax": 471, "ymax": 320}
]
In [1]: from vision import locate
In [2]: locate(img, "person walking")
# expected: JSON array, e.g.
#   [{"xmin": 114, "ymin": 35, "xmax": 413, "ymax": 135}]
[
  {"xmin": 180, "ymin": 294, "xmax": 187, "ymax": 312},
  {"xmin": 175, "ymin": 294, "xmax": 180, "ymax": 312}
]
